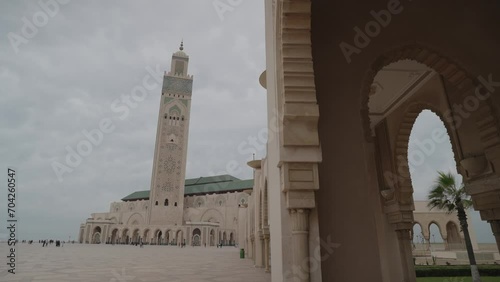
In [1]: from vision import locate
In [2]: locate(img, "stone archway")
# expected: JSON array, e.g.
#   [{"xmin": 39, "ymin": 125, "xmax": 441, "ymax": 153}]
[
  {"xmin": 360, "ymin": 43, "xmax": 500, "ymax": 144},
  {"xmin": 176, "ymin": 230, "xmax": 183, "ymax": 246},
  {"xmin": 154, "ymin": 229, "xmax": 162, "ymax": 245},
  {"xmin": 121, "ymin": 228, "xmax": 129, "ymax": 244},
  {"xmin": 143, "ymin": 229, "xmax": 150, "ymax": 244},
  {"xmin": 359, "ymin": 45, "xmax": 500, "ymax": 259},
  {"xmin": 192, "ymin": 228, "xmax": 201, "ymax": 246},
  {"xmin": 110, "ymin": 228, "xmax": 119, "ymax": 244},
  {"xmin": 92, "ymin": 226, "xmax": 102, "ymax": 244},
  {"xmin": 132, "ymin": 229, "xmax": 140, "ymax": 244},
  {"xmin": 209, "ymin": 229, "xmax": 215, "ymax": 246}
]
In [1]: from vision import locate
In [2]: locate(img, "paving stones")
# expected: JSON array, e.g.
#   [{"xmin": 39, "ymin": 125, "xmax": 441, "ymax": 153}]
[{"xmin": 0, "ymin": 244, "xmax": 271, "ymax": 282}]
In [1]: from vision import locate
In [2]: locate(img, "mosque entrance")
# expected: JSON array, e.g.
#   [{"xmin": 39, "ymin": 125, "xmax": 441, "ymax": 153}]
[{"xmin": 192, "ymin": 228, "xmax": 201, "ymax": 246}]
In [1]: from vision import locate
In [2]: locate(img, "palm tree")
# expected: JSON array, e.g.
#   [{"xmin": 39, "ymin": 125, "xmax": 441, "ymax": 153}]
[{"xmin": 427, "ymin": 171, "xmax": 480, "ymax": 282}]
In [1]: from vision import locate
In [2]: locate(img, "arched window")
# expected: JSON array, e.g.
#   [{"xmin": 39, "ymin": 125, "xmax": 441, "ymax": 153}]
[
  {"xmin": 174, "ymin": 202, "xmax": 177, "ymax": 207},
  {"xmin": 164, "ymin": 199, "xmax": 169, "ymax": 206},
  {"xmin": 155, "ymin": 201, "xmax": 158, "ymax": 206},
  {"xmin": 164, "ymin": 114, "xmax": 167, "ymax": 119}
]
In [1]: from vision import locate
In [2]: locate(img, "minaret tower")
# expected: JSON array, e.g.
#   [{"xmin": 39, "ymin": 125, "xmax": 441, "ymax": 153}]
[{"xmin": 148, "ymin": 42, "xmax": 193, "ymax": 226}]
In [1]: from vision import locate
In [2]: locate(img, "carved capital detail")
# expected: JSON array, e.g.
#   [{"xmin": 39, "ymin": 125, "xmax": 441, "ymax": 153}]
[{"xmin": 290, "ymin": 208, "xmax": 310, "ymax": 233}]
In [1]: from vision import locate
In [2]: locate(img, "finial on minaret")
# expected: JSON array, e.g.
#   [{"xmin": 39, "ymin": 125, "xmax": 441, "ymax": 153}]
[{"xmin": 179, "ymin": 40, "xmax": 184, "ymax": 51}]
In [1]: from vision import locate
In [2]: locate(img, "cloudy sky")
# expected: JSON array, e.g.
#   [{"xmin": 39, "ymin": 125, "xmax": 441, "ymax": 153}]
[
  {"xmin": 0, "ymin": 1, "xmax": 494, "ymax": 243},
  {"xmin": 0, "ymin": 0, "xmax": 267, "ymax": 241}
]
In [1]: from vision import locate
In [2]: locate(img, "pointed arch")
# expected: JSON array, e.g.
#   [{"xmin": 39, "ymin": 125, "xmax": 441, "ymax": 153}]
[{"xmin": 360, "ymin": 43, "xmax": 500, "ymax": 146}]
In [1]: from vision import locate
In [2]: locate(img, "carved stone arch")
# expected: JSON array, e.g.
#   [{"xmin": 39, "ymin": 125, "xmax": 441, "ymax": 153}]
[
  {"xmin": 411, "ymin": 221, "xmax": 424, "ymax": 238},
  {"xmin": 200, "ymin": 208, "xmax": 224, "ymax": 224},
  {"xmin": 391, "ymin": 103, "xmax": 462, "ymax": 208},
  {"xmin": 126, "ymin": 213, "xmax": 144, "ymax": 225},
  {"xmin": 143, "ymin": 228, "xmax": 150, "ymax": 240},
  {"xmin": 428, "ymin": 220, "xmax": 445, "ymax": 240},
  {"xmin": 360, "ymin": 43, "xmax": 500, "ymax": 147}
]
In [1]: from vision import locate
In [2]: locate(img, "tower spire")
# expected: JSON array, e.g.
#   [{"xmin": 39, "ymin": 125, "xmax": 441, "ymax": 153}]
[{"xmin": 179, "ymin": 40, "xmax": 184, "ymax": 51}]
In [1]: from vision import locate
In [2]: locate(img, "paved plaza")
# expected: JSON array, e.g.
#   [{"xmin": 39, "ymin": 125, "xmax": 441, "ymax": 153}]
[{"xmin": 0, "ymin": 243, "xmax": 271, "ymax": 282}]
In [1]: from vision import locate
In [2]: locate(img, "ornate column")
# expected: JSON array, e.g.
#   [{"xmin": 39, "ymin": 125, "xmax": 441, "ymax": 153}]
[
  {"xmin": 490, "ymin": 220, "xmax": 500, "ymax": 253},
  {"xmin": 395, "ymin": 227, "xmax": 416, "ymax": 282},
  {"xmin": 250, "ymin": 234, "xmax": 255, "ymax": 261},
  {"xmin": 290, "ymin": 209, "xmax": 310, "ymax": 282},
  {"xmin": 263, "ymin": 227, "xmax": 271, "ymax": 273}
]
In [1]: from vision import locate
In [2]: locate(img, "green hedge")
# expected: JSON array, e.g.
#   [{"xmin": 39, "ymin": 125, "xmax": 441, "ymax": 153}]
[{"xmin": 415, "ymin": 265, "xmax": 500, "ymax": 277}]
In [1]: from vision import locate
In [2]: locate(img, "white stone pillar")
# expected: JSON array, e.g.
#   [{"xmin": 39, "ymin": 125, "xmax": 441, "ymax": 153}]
[
  {"xmin": 290, "ymin": 209, "xmax": 310, "ymax": 282},
  {"xmin": 84, "ymin": 225, "xmax": 90, "ymax": 244},
  {"xmin": 264, "ymin": 232, "xmax": 271, "ymax": 272}
]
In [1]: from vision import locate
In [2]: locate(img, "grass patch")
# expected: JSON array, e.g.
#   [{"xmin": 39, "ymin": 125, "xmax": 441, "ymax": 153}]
[
  {"xmin": 415, "ymin": 265, "xmax": 500, "ymax": 277},
  {"xmin": 417, "ymin": 277, "xmax": 498, "ymax": 282}
]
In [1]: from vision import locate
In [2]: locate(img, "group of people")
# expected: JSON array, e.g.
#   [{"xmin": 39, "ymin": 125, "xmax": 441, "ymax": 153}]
[{"xmin": 41, "ymin": 239, "xmax": 64, "ymax": 247}]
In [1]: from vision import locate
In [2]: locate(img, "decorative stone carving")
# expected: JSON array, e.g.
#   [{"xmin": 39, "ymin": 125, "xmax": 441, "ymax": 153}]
[
  {"xmin": 380, "ymin": 188, "xmax": 395, "ymax": 201},
  {"xmin": 460, "ymin": 155, "xmax": 488, "ymax": 177}
]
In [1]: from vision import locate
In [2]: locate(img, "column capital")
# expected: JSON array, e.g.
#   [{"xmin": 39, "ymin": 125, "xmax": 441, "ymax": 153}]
[
  {"xmin": 290, "ymin": 208, "xmax": 310, "ymax": 233},
  {"xmin": 395, "ymin": 229, "xmax": 412, "ymax": 240},
  {"xmin": 280, "ymin": 162, "xmax": 319, "ymax": 209}
]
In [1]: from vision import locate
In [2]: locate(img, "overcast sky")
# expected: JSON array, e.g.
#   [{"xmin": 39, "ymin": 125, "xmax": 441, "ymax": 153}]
[{"xmin": 0, "ymin": 1, "xmax": 494, "ymax": 243}]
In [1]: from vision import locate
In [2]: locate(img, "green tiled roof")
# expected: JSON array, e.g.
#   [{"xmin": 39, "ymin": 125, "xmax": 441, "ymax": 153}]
[{"xmin": 121, "ymin": 174, "xmax": 253, "ymax": 201}]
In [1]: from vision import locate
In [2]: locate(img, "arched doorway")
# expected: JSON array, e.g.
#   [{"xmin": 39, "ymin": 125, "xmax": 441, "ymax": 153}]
[
  {"xmin": 209, "ymin": 229, "xmax": 215, "ymax": 246},
  {"xmin": 121, "ymin": 229, "xmax": 129, "ymax": 244},
  {"xmin": 229, "ymin": 232, "xmax": 234, "ymax": 246},
  {"xmin": 132, "ymin": 229, "xmax": 140, "ymax": 244},
  {"xmin": 92, "ymin": 226, "xmax": 101, "ymax": 244},
  {"xmin": 428, "ymin": 222, "xmax": 445, "ymax": 251},
  {"xmin": 364, "ymin": 58, "xmax": 471, "ymax": 281},
  {"xmin": 222, "ymin": 231, "xmax": 227, "ymax": 246},
  {"xmin": 143, "ymin": 229, "xmax": 150, "ymax": 244},
  {"xmin": 155, "ymin": 230, "xmax": 162, "ymax": 245},
  {"xmin": 176, "ymin": 230, "xmax": 183, "ymax": 246},
  {"xmin": 192, "ymin": 228, "xmax": 201, "ymax": 246},
  {"xmin": 110, "ymin": 229, "xmax": 118, "ymax": 244}
]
